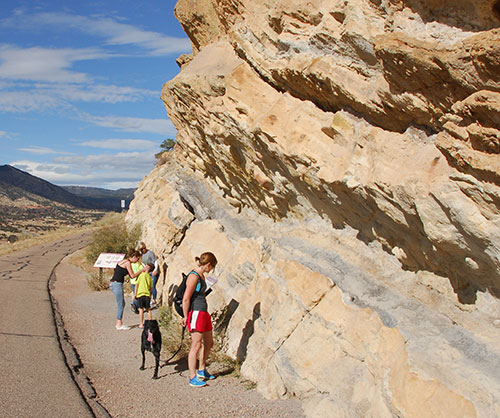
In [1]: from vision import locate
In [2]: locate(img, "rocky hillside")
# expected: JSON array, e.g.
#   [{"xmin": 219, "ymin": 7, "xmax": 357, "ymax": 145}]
[
  {"xmin": 0, "ymin": 165, "xmax": 95, "ymax": 209},
  {"xmin": 0, "ymin": 165, "xmax": 133, "ymax": 210},
  {"xmin": 127, "ymin": 1, "xmax": 500, "ymax": 417},
  {"xmin": 0, "ymin": 181, "xmax": 105, "ymax": 243},
  {"xmin": 0, "ymin": 165, "xmax": 118, "ymax": 243}
]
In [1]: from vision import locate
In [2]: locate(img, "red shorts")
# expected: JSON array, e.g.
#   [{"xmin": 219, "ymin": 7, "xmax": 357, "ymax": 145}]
[{"xmin": 187, "ymin": 310, "xmax": 213, "ymax": 333}]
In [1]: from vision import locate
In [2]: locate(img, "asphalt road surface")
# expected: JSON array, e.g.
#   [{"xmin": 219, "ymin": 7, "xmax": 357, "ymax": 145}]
[{"xmin": 0, "ymin": 232, "xmax": 96, "ymax": 418}]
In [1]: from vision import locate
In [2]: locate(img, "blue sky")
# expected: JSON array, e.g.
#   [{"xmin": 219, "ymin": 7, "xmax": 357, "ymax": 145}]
[{"xmin": 0, "ymin": 0, "xmax": 191, "ymax": 189}]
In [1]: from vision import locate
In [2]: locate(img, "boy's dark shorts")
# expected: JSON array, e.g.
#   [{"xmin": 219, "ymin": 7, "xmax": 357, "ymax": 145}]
[{"xmin": 137, "ymin": 296, "xmax": 151, "ymax": 309}]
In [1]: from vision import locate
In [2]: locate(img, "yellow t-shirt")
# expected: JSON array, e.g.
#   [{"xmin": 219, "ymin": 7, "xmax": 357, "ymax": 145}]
[
  {"xmin": 136, "ymin": 272, "xmax": 152, "ymax": 298},
  {"xmin": 130, "ymin": 262, "xmax": 142, "ymax": 285}
]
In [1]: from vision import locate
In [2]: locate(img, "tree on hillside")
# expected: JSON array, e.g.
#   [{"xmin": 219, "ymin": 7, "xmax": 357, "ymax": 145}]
[
  {"xmin": 156, "ymin": 139, "xmax": 175, "ymax": 156},
  {"xmin": 155, "ymin": 138, "xmax": 176, "ymax": 165}
]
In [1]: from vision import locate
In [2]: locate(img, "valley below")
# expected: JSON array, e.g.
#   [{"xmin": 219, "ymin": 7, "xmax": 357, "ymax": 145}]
[
  {"xmin": 0, "ymin": 164, "xmax": 132, "ymax": 245},
  {"xmin": 0, "ymin": 197, "xmax": 105, "ymax": 244}
]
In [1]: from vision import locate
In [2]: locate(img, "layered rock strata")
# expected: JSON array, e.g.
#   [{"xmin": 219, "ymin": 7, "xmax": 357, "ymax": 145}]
[{"xmin": 127, "ymin": 1, "xmax": 500, "ymax": 416}]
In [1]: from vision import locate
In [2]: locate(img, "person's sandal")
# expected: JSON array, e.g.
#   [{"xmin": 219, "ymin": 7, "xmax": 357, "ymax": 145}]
[{"xmin": 115, "ymin": 325, "xmax": 130, "ymax": 330}]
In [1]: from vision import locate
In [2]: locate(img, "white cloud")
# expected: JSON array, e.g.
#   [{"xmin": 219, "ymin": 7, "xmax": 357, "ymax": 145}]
[
  {"xmin": 12, "ymin": 160, "xmax": 75, "ymax": 178},
  {"xmin": 18, "ymin": 146, "xmax": 71, "ymax": 155},
  {"xmin": 12, "ymin": 151, "xmax": 156, "ymax": 188},
  {"xmin": 0, "ymin": 81, "xmax": 156, "ymax": 113},
  {"xmin": 0, "ymin": 130, "xmax": 18, "ymax": 139},
  {"xmin": 78, "ymin": 138, "xmax": 157, "ymax": 150},
  {"xmin": 53, "ymin": 151, "xmax": 155, "ymax": 172},
  {"xmin": 0, "ymin": 44, "xmax": 107, "ymax": 83},
  {"xmin": 84, "ymin": 114, "xmax": 176, "ymax": 135},
  {"xmin": 41, "ymin": 83, "xmax": 157, "ymax": 103},
  {"xmin": 1, "ymin": 12, "xmax": 192, "ymax": 56},
  {"xmin": 0, "ymin": 90, "xmax": 64, "ymax": 112},
  {"xmin": 0, "ymin": 11, "xmax": 185, "ymax": 112}
]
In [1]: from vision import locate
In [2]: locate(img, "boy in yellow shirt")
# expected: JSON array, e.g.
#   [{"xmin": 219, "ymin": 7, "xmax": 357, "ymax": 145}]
[{"xmin": 133, "ymin": 263, "xmax": 154, "ymax": 328}]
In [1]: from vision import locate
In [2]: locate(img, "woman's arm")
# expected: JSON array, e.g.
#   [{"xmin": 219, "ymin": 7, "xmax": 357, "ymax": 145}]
[{"xmin": 125, "ymin": 261, "xmax": 144, "ymax": 278}]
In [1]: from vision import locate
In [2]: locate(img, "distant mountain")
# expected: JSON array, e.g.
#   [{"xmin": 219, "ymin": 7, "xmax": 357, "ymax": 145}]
[
  {"xmin": 0, "ymin": 165, "xmax": 135, "ymax": 211},
  {"xmin": 0, "ymin": 168, "xmax": 110, "ymax": 243},
  {"xmin": 0, "ymin": 165, "xmax": 95, "ymax": 209},
  {"xmin": 63, "ymin": 186, "xmax": 135, "ymax": 199}
]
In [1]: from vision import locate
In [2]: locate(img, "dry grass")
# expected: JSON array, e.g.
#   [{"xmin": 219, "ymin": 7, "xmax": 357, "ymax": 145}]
[
  {"xmin": 66, "ymin": 212, "xmax": 138, "ymax": 293},
  {"xmin": 68, "ymin": 244, "xmax": 95, "ymax": 274},
  {"xmin": 0, "ymin": 225, "xmax": 89, "ymax": 257},
  {"xmin": 67, "ymin": 248, "xmax": 112, "ymax": 291},
  {"xmin": 158, "ymin": 306, "xmax": 191, "ymax": 361},
  {"xmin": 0, "ymin": 212, "xmax": 127, "ymax": 257},
  {"xmin": 87, "ymin": 271, "xmax": 110, "ymax": 291},
  {"xmin": 0, "ymin": 211, "xmax": 139, "ymax": 295},
  {"xmin": 69, "ymin": 240, "xmax": 110, "ymax": 292}
]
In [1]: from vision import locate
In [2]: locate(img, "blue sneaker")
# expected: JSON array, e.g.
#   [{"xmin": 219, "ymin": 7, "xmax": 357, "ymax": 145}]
[
  {"xmin": 189, "ymin": 376, "xmax": 207, "ymax": 387},
  {"xmin": 196, "ymin": 369, "xmax": 215, "ymax": 380}
]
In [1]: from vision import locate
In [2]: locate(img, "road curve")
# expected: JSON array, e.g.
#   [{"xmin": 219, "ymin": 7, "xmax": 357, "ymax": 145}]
[{"xmin": 0, "ymin": 232, "xmax": 99, "ymax": 417}]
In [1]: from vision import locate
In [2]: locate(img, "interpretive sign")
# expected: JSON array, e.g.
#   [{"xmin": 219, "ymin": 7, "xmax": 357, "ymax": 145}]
[{"xmin": 93, "ymin": 253, "xmax": 125, "ymax": 268}]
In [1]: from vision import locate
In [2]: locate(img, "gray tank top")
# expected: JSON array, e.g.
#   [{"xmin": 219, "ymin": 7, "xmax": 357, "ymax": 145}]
[{"xmin": 189, "ymin": 271, "xmax": 208, "ymax": 312}]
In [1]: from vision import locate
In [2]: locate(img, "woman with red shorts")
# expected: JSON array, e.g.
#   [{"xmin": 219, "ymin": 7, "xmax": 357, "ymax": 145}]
[{"xmin": 182, "ymin": 252, "xmax": 218, "ymax": 387}]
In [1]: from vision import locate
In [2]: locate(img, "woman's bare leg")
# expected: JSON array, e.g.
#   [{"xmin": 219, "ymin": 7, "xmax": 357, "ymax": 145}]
[
  {"xmin": 198, "ymin": 330, "xmax": 214, "ymax": 371},
  {"xmin": 189, "ymin": 332, "xmax": 203, "ymax": 379}
]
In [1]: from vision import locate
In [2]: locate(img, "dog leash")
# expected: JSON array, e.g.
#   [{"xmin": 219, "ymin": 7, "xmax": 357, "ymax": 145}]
[{"xmin": 163, "ymin": 326, "xmax": 186, "ymax": 366}]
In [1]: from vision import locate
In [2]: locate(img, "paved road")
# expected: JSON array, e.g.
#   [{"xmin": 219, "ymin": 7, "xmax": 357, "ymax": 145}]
[{"xmin": 0, "ymin": 232, "xmax": 96, "ymax": 418}]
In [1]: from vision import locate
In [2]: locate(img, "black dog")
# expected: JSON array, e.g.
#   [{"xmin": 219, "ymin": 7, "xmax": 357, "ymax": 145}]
[{"xmin": 140, "ymin": 319, "xmax": 162, "ymax": 379}]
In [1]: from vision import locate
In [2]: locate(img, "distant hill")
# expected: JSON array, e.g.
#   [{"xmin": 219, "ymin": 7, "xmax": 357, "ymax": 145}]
[
  {"xmin": 0, "ymin": 165, "xmax": 135, "ymax": 211},
  {"xmin": 0, "ymin": 165, "xmax": 95, "ymax": 209},
  {"xmin": 62, "ymin": 186, "xmax": 135, "ymax": 210},
  {"xmin": 0, "ymin": 165, "xmax": 114, "ymax": 243},
  {"xmin": 62, "ymin": 185, "xmax": 135, "ymax": 199}
]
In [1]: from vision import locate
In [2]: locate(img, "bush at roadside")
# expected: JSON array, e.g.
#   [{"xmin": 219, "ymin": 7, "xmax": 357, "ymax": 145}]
[
  {"xmin": 87, "ymin": 271, "xmax": 110, "ymax": 291},
  {"xmin": 83, "ymin": 213, "xmax": 141, "ymax": 291},
  {"xmin": 85, "ymin": 217, "xmax": 141, "ymax": 265}
]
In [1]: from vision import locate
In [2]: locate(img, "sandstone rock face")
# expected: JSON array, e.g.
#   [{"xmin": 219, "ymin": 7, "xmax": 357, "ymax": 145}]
[{"xmin": 127, "ymin": 1, "xmax": 500, "ymax": 416}]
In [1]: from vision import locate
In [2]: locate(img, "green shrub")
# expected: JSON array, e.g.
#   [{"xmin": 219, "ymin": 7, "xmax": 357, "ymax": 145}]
[
  {"xmin": 85, "ymin": 220, "xmax": 142, "ymax": 264},
  {"xmin": 82, "ymin": 214, "xmax": 141, "ymax": 292}
]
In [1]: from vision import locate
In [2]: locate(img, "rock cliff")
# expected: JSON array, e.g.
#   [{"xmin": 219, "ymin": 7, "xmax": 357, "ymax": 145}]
[{"xmin": 127, "ymin": 1, "xmax": 500, "ymax": 416}]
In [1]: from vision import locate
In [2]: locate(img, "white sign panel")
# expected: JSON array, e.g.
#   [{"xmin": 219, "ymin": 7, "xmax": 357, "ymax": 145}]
[
  {"xmin": 206, "ymin": 276, "xmax": 218, "ymax": 290},
  {"xmin": 94, "ymin": 253, "xmax": 125, "ymax": 268}
]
